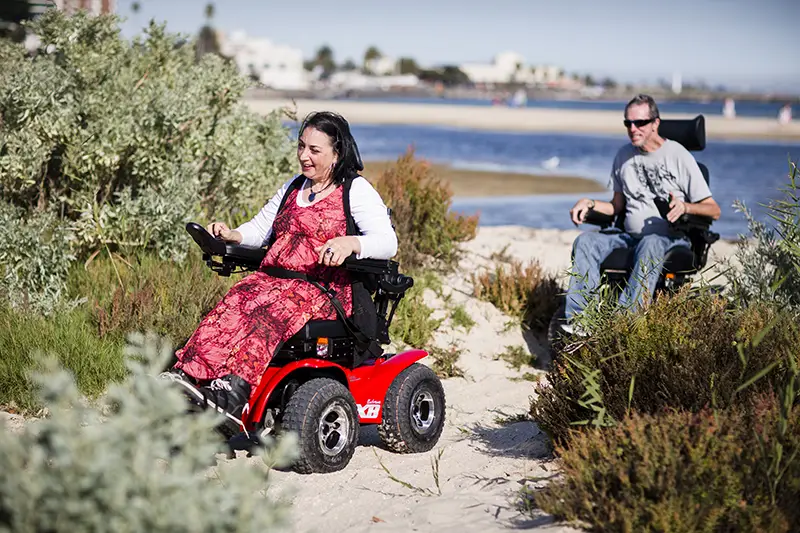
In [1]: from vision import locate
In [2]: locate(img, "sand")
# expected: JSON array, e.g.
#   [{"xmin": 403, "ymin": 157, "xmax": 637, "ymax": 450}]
[
  {"xmin": 362, "ymin": 161, "xmax": 607, "ymax": 197},
  {"xmin": 3, "ymin": 226, "xmax": 740, "ymax": 533},
  {"xmin": 246, "ymin": 98, "xmax": 800, "ymax": 142}
]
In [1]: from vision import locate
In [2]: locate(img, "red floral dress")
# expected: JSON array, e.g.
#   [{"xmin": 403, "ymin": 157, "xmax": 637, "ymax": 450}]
[{"xmin": 174, "ymin": 185, "xmax": 352, "ymax": 386}]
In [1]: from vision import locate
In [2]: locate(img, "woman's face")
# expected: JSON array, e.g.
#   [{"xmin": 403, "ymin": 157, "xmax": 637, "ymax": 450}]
[{"xmin": 297, "ymin": 126, "xmax": 337, "ymax": 182}]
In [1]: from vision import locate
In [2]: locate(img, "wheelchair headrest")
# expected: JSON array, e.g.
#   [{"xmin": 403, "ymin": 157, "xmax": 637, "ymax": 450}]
[{"xmin": 658, "ymin": 115, "xmax": 706, "ymax": 152}]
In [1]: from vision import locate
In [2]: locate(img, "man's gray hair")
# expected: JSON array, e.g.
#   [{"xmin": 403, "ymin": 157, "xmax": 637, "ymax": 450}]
[{"xmin": 625, "ymin": 94, "xmax": 660, "ymax": 119}]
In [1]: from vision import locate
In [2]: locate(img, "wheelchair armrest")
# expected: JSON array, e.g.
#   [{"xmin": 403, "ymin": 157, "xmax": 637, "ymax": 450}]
[
  {"xmin": 675, "ymin": 213, "xmax": 714, "ymax": 230},
  {"xmin": 380, "ymin": 273, "xmax": 414, "ymax": 295},
  {"xmin": 342, "ymin": 256, "xmax": 399, "ymax": 276},
  {"xmin": 672, "ymin": 215, "xmax": 720, "ymax": 245},
  {"xmin": 582, "ymin": 209, "xmax": 615, "ymax": 228},
  {"xmin": 186, "ymin": 222, "xmax": 266, "ymax": 273}
]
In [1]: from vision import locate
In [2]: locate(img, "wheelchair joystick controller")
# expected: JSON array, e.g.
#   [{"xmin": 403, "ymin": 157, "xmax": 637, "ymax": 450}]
[{"xmin": 654, "ymin": 197, "xmax": 671, "ymax": 220}]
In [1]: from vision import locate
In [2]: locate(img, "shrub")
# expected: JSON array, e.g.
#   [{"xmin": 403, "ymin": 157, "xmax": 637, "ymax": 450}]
[
  {"xmin": 0, "ymin": 305, "xmax": 125, "ymax": 413},
  {"xmin": 67, "ymin": 250, "xmax": 234, "ymax": 346},
  {"xmin": 389, "ymin": 274, "xmax": 443, "ymax": 349},
  {"xmin": 471, "ymin": 258, "xmax": 562, "ymax": 333},
  {"xmin": 0, "ymin": 333, "xmax": 296, "ymax": 532},
  {"xmin": 531, "ymin": 290, "xmax": 800, "ymax": 445},
  {"xmin": 0, "ymin": 10, "xmax": 293, "ymax": 309},
  {"xmin": 535, "ymin": 402, "xmax": 800, "ymax": 533},
  {"xmin": 726, "ymin": 161, "xmax": 800, "ymax": 311},
  {"xmin": 0, "ymin": 202, "xmax": 75, "ymax": 315},
  {"xmin": 372, "ymin": 148, "xmax": 478, "ymax": 271}
]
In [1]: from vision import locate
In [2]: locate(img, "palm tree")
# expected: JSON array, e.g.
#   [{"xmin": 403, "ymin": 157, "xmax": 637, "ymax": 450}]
[
  {"xmin": 196, "ymin": 2, "xmax": 220, "ymax": 60},
  {"xmin": 363, "ymin": 45, "xmax": 382, "ymax": 72}
]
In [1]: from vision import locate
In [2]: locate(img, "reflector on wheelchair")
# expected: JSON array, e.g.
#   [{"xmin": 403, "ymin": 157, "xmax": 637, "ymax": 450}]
[{"xmin": 316, "ymin": 337, "xmax": 329, "ymax": 358}]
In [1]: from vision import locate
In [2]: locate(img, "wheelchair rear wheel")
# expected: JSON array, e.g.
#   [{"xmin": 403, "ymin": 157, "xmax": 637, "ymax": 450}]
[
  {"xmin": 282, "ymin": 378, "xmax": 359, "ymax": 474},
  {"xmin": 378, "ymin": 363, "xmax": 446, "ymax": 453}
]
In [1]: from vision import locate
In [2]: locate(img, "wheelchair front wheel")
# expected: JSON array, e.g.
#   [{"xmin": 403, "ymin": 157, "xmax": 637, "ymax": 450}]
[
  {"xmin": 378, "ymin": 363, "xmax": 446, "ymax": 453},
  {"xmin": 282, "ymin": 378, "xmax": 359, "ymax": 474}
]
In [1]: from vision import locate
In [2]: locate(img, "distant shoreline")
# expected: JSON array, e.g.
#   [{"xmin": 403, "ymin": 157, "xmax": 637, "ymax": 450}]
[
  {"xmin": 246, "ymin": 98, "xmax": 800, "ymax": 142},
  {"xmin": 362, "ymin": 160, "xmax": 607, "ymax": 197}
]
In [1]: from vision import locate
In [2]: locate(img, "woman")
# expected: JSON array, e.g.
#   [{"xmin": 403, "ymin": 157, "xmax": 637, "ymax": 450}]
[{"xmin": 164, "ymin": 111, "xmax": 398, "ymax": 428}]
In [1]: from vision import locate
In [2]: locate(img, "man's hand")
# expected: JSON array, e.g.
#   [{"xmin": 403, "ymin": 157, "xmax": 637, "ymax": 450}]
[
  {"xmin": 667, "ymin": 192, "xmax": 687, "ymax": 223},
  {"xmin": 569, "ymin": 198, "xmax": 595, "ymax": 226},
  {"xmin": 315, "ymin": 236, "xmax": 360, "ymax": 266},
  {"xmin": 206, "ymin": 222, "xmax": 241, "ymax": 244}
]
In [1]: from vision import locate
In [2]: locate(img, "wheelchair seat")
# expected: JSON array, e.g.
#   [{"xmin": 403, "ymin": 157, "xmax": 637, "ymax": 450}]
[{"xmin": 600, "ymin": 242, "xmax": 699, "ymax": 278}]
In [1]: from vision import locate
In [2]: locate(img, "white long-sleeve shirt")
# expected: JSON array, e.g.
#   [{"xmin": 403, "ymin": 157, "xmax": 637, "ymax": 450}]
[{"xmin": 236, "ymin": 175, "xmax": 398, "ymax": 260}]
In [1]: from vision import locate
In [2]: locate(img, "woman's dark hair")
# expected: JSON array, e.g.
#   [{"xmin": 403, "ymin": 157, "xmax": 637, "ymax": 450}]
[{"xmin": 298, "ymin": 111, "xmax": 364, "ymax": 185}]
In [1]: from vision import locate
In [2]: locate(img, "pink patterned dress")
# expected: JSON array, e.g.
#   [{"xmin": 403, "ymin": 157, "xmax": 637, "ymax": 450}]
[{"xmin": 174, "ymin": 186, "xmax": 353, "ymax": 386}]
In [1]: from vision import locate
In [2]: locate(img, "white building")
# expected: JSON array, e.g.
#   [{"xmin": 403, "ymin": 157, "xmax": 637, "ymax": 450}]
[
  {"xmin": 364, "ymin": 55, "xmax": 397, "ymax": 76},
  {"xmin": 327, "ymin": 71, "xmax": 419, "ymax": 91},
  {"xmin": 49, "ymin": 0, "xmax": 116, "ymax": 15},
  {"xmin": 219, "ymin": 30, "xmax": 310, "ymax": 91},
  {"xmin": 460, "ymin": 51, "xmax": 562, "ymax": 86},
  {"xmin": 461, "ymin": 51, "xmax": 530, "ymax": 85}
]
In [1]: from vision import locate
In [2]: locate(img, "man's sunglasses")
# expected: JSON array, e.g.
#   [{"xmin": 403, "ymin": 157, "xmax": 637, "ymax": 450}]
[{"xmin": 624, "ymin": 117, "xmax": 657, "ymax": 128}]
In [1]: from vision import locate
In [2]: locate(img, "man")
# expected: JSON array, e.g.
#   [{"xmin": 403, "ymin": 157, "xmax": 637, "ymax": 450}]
[{"xmin": 563, "ymin": 94, "xmax": 721, "ymax": 331}]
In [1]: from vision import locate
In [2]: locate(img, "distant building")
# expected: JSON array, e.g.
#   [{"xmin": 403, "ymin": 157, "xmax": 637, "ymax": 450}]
[
  {"xmin": 460, "ymin": 51, "xmax": 561, "ymax": 86},
  {"xmin": 327, "ymin": 71, "xmax": 419, "ymax": 91},
  {"xmin": 219, "ymin": 30, "xmax": 310, "ymax": 91},
  {"xmin": 50, "ymin": 0, "xmax": 116, "ymax": 15},
  {"xmin": 364, "ymin": 55, "xmax": 397, "ymax": 76}
]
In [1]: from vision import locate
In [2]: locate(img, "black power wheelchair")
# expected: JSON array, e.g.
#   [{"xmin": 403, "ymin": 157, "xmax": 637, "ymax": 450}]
[{"xmin": 548, "ymin": 115, "xmax": 721, "ymax": 345}]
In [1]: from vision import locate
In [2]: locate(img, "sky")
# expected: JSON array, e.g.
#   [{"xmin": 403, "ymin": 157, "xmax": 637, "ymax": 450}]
[{"xmin": 117, "ymin": 0, "xmax": 800, "ymax": 93}]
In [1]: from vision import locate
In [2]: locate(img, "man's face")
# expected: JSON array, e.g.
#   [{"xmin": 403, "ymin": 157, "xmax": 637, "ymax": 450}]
[{"xmin": 624, "ymin": 103, "xmax": 659, "ymax": 148}]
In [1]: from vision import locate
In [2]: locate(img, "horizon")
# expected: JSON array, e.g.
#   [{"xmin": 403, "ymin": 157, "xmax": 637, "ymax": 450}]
[{"xmin": 117, "ymin": 0, "xmax": 800, "ymax": 95}]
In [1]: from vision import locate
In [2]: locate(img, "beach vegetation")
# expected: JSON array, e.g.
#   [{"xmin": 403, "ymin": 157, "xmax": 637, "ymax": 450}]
[
  {"xmin": 529, "ymin": 161, "xmax": 800, "ymax": 531},
  {"xmin": 0, "ymin": 10, "xmax": 293, "ymax": 316},
  {"xmin": 471, "ymin": 258, "xmax": 562, "ymax": 334},
  {"xmin": 0, "ymin": 334, "xmax": 295, "ymax": 532},
  {"xmin": 494, "ymin": 344, "xmax": 536, "ymax": 371},
  {"xmin": 448, "ymin": 303, "xmax": 476, "ymax": 332},
  {"xmin": 372, "ymin": 148, "xmax": 479, "ymax": 272},
  {"xmin": 428, "ymin": 342, "xmax": 466, "ymax": 380}
]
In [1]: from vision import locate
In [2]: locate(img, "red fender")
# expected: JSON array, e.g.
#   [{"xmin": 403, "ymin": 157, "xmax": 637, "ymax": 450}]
[
  {"xmin": 244, "ymin": 359, "xmax": 347, "ymax": 430},
  {"xmin": 243, "ymin": 349, "xmax": 429, "ymax": 429},
  {"xmin": 348, "ymin": 349, "xmax": 428, "ymax": 423}
]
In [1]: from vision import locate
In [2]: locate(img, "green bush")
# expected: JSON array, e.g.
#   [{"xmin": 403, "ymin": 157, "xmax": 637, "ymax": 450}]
[
  {"xmin": 531, "ymin": 290, "xmax": 800, "ymax": 445},
  {"xmin": 535, "ymin": 402, "xmax": 800, "ymax": 533},
  {"xmin": 372, "ymin": 148, "xmax": 478, "ymax": 271},
  {"xmin": 0, "ymin": 333, "xmax": 297, "ymax": 532},
  {"xmin": 726, "ymin": 161, "xmax": 800, "ymax": 311},
  {"xmin": 0, "ymin": 305, "xmax": 125, "ymax": 413},
  {"xmin": 0, "ymin": 10, "xmax": 293, "ymax": 312},
  {"xmin": 67, "ymin": 250, "xmax": 234, "ymax": 346},
  {"xmin": 0, "ymin": 202, "xmax": 75, "ymax": 315}
]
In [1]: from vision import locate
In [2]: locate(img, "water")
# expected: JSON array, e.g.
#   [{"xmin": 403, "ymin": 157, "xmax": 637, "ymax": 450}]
[
  {"xmin": 351, "ymin": 124, "xmax": 800, "ymax": 240},
  {"xmin": 346, "ymin": 96, "xmax": 790, "ymax": 120}
]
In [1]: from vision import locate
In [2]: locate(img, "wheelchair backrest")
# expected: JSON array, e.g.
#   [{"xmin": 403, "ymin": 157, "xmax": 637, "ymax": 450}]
[{"xmin": 658, "ymin": 115, "xmax": 706, "ymax": 152}]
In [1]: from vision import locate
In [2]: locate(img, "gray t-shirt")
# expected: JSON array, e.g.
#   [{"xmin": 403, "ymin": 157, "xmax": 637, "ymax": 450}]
[{"xmin": 611, "ymin": 139, "xmax": 712, "ymax": 236}]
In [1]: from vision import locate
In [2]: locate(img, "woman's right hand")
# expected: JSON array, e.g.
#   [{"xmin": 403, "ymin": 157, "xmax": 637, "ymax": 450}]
[{"xmin": 206, "ymin": 222, "xmax": 242, "ymax": 244}]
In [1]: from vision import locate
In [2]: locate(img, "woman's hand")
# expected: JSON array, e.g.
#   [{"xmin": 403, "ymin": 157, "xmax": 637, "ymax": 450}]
[
  {"xmin": 315, "ymin": 236, "xmax": 361, "ymax": 266},
  {"xmin": 206, "ymin": 222, "xmax": 242, "ymax": 244}
]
